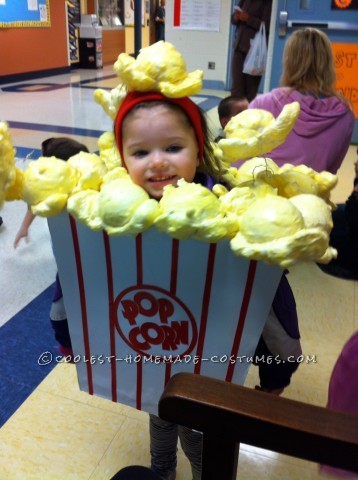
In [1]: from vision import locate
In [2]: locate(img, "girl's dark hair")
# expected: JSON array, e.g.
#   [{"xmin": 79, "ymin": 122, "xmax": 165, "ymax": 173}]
[{"xmin": 41, "ymin": 137, "xmax": 89, "ymax": 161}]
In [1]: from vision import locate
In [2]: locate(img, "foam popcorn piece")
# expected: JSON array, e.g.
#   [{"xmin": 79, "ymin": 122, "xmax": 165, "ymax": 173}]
[
  {"xmin": 93, "ymin": 85, "xmax": 127, "ymax": 121},
  {"xmin": 94, "ymin": 42, "xmax": 204, "ymax": 121},
  {"xmin": 97, "ymin": 132, "xmax": 122, "ymax": 170},
  {"xmin": 114, "ymin": 41, "xmax": 203, "ymax": 97},
  {"xmin": 23, "ymin": 156, "xmax": 79, "ymax": 216},
  {"xmin": 289, "ymin": 194, "xmax": 333, "ymax": 232},
  {"xmin": 67, "ymin": 190, "xmax": 102, "ymax": 231},
  {"xmin": 218, "ymin": 102, "xmax": 300, "ymax": 161},
  {"xmin": 0, "ymin": 121, "xmax": 23, "ymax": 205},
  {"xmin": 68, "ymin": 152, "xmax": 107, "ymax": 193},
  {"xmin": 98, "ymin": 177, "xmax": 161, "ymax": 235},
  {"xmin": 230, "ymin": 195, "xmax": 337, "ymax": 268},
  {"xmin": 155, "ymin": 179, "xmax": 239, "ymax": 241}
]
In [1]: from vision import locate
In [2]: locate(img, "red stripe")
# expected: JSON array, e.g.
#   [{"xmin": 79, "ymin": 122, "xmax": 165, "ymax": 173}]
[
  {"xmin": 135, "ymin": 234, "xmax": 143, "ymax": 408},
  {"xmin": 136, "ymin": 360, "xmax": 142, "ymax": 410},
  {"xmin": 225, "ymin": 261, "xmax": 257, "ymax": 382},
  {"xmin": 173, "ymin": 0, "xmax": 181, "ymax": 26},
  {"xmin": 136, "ymin": 234, "xmax": 143, "ymax": 285},
  {"xmin": 170, "ymin": 239, "xmax": 179, "ymax": 295},
  {"xmin": 103, "ymin": 232, "xmax": 117, "ymax": 402},
  {"xmin": 164, "ymin": 362, "xmax": 172, "ymax": 386},
  {"xmin": 194, "ymin": 244, "xmax": 217, "ymax": 374},
  {"xmin": 69, "ymin": 216, "xmax": 93, "ymax": 395}
]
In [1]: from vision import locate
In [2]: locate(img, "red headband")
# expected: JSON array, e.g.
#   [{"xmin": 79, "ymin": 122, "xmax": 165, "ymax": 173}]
[{"xmin": 114, "ymin": 91, "xmax": 204, "ymax": 168}]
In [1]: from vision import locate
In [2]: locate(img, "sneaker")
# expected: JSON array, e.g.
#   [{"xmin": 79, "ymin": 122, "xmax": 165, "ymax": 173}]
[
  {"xmin": 151, "ymin": 468, "xmax": 176, "ymax": 480},
  {"xmin": 255, "ymin": 385, "xmax": 284, "ymax": 396},
  {"xmin": 59, "ymin": 344, "xmax": 74, "ymax": 362}
]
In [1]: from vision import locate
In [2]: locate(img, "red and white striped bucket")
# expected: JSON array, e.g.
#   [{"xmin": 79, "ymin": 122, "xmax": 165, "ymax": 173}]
[{"xmin": 48, "ymin": 213, "xmax": 282, "ymax": 415}]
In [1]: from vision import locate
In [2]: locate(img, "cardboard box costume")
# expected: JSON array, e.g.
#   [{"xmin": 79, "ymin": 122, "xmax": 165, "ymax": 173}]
[{"xmin": 48, "ymin": 213, "xmax": 282, "ymax": 414}]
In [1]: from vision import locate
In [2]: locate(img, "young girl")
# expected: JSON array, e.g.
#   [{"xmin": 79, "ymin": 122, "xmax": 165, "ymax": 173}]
[
  {"xmin": 14, "ymin": 137, "xmax": 89, "ymax": 358},
  {"xmin": 114, "ymin": 91, "xmax": 224, "ymax": 480}
]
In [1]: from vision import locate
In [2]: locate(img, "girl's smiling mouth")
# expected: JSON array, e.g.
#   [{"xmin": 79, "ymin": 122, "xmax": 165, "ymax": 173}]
[{"xmin": 148, "ymin": 175, "xmax": 176, "ymax": 183}]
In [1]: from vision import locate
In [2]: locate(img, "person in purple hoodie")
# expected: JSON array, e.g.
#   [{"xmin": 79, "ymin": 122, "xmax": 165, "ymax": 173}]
[
  {"xmin": 233, "ymin": 28, "xmax": 355, "ymax": 396},
  {"xmin": 242, "ymin": 27, "xmax": 355, "ymax": 174}
]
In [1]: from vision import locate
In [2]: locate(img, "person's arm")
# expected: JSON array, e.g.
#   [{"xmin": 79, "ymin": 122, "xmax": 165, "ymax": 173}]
[
  {"xmin": 231, "ymin": 1, "xmax": 245, "ymax": 25},
  {"xmin": 14, "ymin": 209, "xmax": 35, "ymax": 248},
  {"xmin": 240, "ymin": 0, "xmax": 272, "ymax": 32}
]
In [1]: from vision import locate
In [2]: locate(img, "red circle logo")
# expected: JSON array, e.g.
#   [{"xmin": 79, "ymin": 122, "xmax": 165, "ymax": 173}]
[{"xmin": 114, "ymin": 285, "xmax": 197, "ymax": 359}]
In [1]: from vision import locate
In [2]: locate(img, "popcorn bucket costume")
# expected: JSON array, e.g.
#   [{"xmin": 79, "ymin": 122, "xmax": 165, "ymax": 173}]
[{"xmin": 0, "ymin": 41, "xmax": 338, "ymax": 480}]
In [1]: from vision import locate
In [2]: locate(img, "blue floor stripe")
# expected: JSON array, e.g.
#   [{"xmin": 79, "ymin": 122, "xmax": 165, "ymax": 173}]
[
  {"xmin": 8, "ymin": 121, "xmax": 106, "ymax": 138},
  {"xmin": 15, "ymin": 147, "xmax": 42, "ymax": 159},
  {"xmin": 0, "ymin": 284, "xmax": 59, "ymax": 427}
]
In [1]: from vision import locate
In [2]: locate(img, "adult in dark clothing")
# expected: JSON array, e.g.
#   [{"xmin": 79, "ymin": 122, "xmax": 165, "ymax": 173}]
[
  {"xmin": 318, "ymin": 152, "xmax": 358, "ymax": 280},
  {"xmin": 154, "ymin": 0, "xmax": 165, "ymax": 42},
  {"xmin": 231, "ymin": 0, "xmax": 272, "ymax": 101}
]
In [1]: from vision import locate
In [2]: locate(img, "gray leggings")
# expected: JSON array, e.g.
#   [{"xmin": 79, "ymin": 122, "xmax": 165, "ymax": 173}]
[{"xmin": 149, "ymin": 414, "xmax": 202, "ymax": 480}]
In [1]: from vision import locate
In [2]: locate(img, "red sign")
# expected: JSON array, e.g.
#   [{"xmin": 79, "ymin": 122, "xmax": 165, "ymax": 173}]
[{"xmin": 332, "ymin": 43, "xmax": 358, "ymax": 119}]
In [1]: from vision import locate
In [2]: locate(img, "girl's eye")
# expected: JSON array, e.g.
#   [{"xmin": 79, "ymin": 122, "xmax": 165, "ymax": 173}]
[
  {"xmin": 167, "ymin": 145, "xmax": 182, "ymax": 153},
  {"xmin": 133, "ymin": 150, "xmax": 148, "ymax": 158}
]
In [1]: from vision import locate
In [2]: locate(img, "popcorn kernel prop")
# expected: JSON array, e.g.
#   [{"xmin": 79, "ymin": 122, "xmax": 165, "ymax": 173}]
[
  {"xmin": 23, "ymin": 157, "xmax": 79, "ymax": 217},
  {"xmin": 94, "ymin": 41, "xmax": 204, "ymax": 121},
  {"xmin": 0, "ymin": 122, "xmax": 23, "ymax": 205},
  {"xmin": 217, "ymin": 102, "xmax": 300, "ymax": 162},
  {"xmin": 97, "ymin": 132, "xmax": 122, "ymax": 170},
  {"xmin": 230, "ymin": 195, "xmax": 337, "ymax": 268},
  {"xmin": 155, "ymin": 179, "xmax": 239, "ymax": 242}
]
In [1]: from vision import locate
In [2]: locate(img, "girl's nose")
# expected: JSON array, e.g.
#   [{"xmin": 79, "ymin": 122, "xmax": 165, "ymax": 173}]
[{"xmin": 150, "ymin": 151, "xmax": 168, "ymax": 168}]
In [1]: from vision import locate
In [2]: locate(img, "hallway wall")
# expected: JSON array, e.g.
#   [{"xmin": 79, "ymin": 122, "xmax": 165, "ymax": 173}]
[{"xmin": 0, "ymin": 2, "xmax": 69, "ymax": 79}]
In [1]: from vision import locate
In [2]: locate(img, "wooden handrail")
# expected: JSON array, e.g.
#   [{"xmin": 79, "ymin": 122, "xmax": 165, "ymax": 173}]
[{"xmin": 159, "ymin": 373, "xmax": 358, "ymax": 480}]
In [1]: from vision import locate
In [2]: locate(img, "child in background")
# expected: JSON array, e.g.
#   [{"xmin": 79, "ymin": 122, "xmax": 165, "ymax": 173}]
[
  {"xmin": 215, "ymin": 95, "xmax": 249, "ymax": 142},
  {"xmin": 114, "ymin": 91, "xmax": 224, "ymax": 480},
  {"xmin": 14, "ymin": 137, "xmax": 89, "ymax": 358},
  {"xmin": 217, "ymin": 95, "xmax": 249, "ymax": 131}
]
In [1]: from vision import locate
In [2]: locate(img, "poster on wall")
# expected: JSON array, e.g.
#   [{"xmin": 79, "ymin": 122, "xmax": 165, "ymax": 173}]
[
  {"xmin": 124, "ymin": 0, "xmax": 144, "ymax": 27},
  {"xmin": 331, "ymin": 0, "xmax": 358, "ymax": 9},
  {"xmin": 0, "ymin": 0, "xmax": 50, "ymax": 28},
  {"xmin": 332, "ymin": 43, "xmax": 358, "ymax": 119},
  {"xmin": 173, "ymin": 0, "xmax": 221, "ymax": 31}
]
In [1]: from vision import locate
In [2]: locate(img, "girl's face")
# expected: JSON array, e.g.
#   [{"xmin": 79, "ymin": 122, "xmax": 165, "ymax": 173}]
[{"xmin": 122, "ymin": 105, "xmax": 200, "ymax": 199}]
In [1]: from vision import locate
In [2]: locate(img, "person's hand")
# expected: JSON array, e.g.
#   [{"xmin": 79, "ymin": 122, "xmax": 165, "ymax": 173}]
[
  {"xmin": 238, "ymin": 11, "xmax": 249, "ymax": 22},
  {"xmin": 14, "ymin": 228, "xmax": 29, "ymax": 249},
  {"xmin": 232, "ymin": 10, "xmax": 241, "ymax": 22}
]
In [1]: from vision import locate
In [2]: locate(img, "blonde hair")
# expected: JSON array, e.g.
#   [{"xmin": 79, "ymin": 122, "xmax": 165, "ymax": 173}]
[{"xmin": 280, "ymin": 28, "xmax": 349, "ymax": 105}]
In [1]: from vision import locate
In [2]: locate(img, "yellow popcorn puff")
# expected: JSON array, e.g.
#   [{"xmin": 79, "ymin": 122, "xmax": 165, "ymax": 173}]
[
  {"xmin": 98, "ymin": 177, "xmax": 161, "ymax": 236},
  {"xmin": 155, "ymin": 179, "xmax": 239, "ymax": 242},
  {"xmin": 217, "ymin": 102, "xmax": 300, "ymax": 161},
  {"xmin": 230, "ymin": 195, "xmax": 336, "ymax": 268},
  {"xmin": 0, "ymin": 122, "xmax": 23, "ymax": 205},
  {"xmin": 94, "ymin": 41, "xmax": 203, "ymax": 121},
  {"xmin": 68, "ymin": 152, "xmax": 107, "ymax": 193},
  {"xmin": 23, "ymin": 157, "xmax": 79, "ymax": 216}
]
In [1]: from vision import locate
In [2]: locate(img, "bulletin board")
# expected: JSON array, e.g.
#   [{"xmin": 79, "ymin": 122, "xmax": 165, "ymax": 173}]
[
  {"xmin": 173, "ymin": 0, "xmax": 221, "ymax": 32},
  {"xmin": 0, "ymin": 0, "xmax": 50, "ymax": 28}
]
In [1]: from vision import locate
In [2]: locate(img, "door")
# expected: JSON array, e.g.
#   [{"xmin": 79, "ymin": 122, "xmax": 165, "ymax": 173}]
[{"xmin": 267, "ymin": 0, "xmax": 358, "ymax": 142}]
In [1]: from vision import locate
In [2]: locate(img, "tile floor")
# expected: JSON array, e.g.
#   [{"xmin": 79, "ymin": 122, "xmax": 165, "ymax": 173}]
[{"xmin": 0, "ymin": 65, "xmax": 357, "ymax": 479}]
